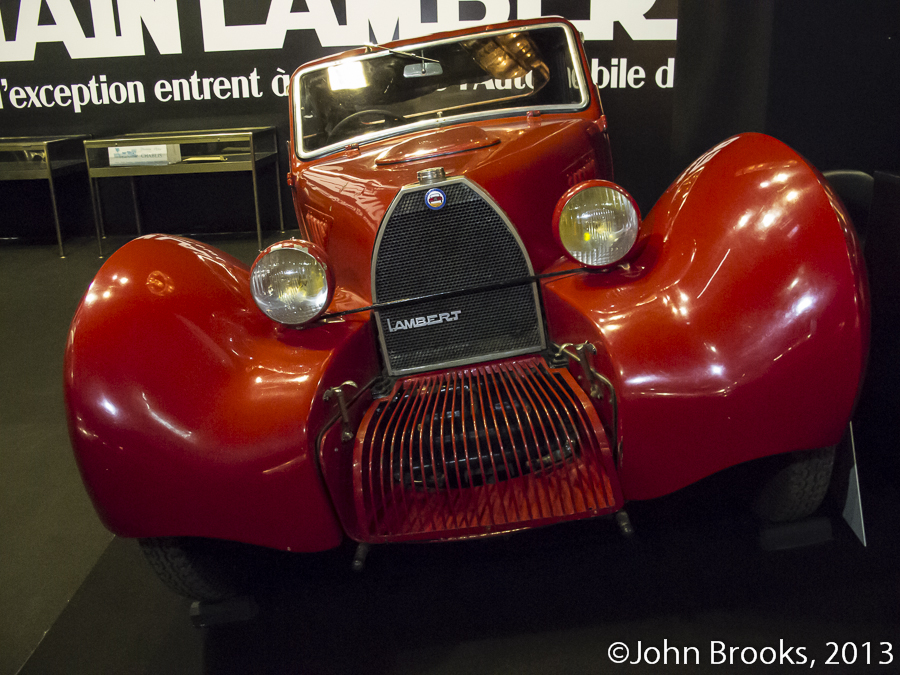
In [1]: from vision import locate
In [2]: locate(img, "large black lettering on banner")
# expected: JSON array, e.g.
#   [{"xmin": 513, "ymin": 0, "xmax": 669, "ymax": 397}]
[{"xmin": 0, "ymin": 0, "xmax": 677, "ymax": 234}]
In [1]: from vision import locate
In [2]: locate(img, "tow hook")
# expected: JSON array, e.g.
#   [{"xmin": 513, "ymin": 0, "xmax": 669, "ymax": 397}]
[
  {"xmin": 352, "ymin": 543, "xmax": 370, "ymax": 572},
  {"xmin": 324, "ymin": 381, "xmax": 358, "ymax": 442},
  {"xmin": 616, "ymin": 510, "xmax": 635, "ymax": 537}
]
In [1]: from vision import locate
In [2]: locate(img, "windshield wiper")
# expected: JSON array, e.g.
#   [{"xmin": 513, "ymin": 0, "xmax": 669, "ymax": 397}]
[{"xmin": 365, "ymin": 43, "xmax": 440, "ymax": 64}]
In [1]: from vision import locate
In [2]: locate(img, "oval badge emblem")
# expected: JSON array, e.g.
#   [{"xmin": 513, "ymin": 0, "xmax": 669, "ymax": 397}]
[{"xmin": 425, "ymin": 188, "xmax": 446, "ymax": 210}]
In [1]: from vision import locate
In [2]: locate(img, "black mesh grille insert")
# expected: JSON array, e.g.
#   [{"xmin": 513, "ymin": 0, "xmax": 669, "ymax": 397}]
[{"xmin": 374, "ymin": 181, "xmax": 543, "ymax": 374}]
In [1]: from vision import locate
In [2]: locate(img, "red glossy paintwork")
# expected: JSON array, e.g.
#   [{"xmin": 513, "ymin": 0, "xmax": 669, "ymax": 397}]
[
  {"xmin": 65, "ymin": 235, "xmax": 379, "ymax": 551},
  {"xmin": 287, "ymin": 18, "xmax": 613, "ymax": 298},
  {"xmin": 292, "ymin": 117, "xmax": 612, "ymax": 300},
  {"xmin": 374, "ymin": 126, "xmax": 500, "ymax": 166},
  {"xmin": 541, "ymin": 134, "xmax": 869, "ymax": 500}
]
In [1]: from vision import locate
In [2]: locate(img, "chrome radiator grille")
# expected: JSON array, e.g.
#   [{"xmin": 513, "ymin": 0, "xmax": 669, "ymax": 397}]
[
  {"xmin": 350, "ymin": 356, "xmax": 621, "ymax": 542},
  {"xmin": 372, "ymin": 179, "xmax": 544, "ymax": 375}
]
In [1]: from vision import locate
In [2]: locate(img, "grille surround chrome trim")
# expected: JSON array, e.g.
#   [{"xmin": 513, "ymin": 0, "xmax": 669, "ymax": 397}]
[{"xmin": 371, "ymin": 175, "xmax": 546, "ymax": 376}]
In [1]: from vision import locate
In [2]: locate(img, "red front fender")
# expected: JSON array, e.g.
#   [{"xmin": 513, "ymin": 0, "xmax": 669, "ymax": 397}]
[
  {"xmin": 542, "ymin": 133, "xmax": 869, "ymax": 500},
  {"xmin": 64, "ymin": 235, "xmax": 378, "ymax": 552}
]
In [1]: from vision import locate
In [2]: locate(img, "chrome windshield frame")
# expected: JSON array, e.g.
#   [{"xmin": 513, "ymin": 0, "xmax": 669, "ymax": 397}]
[{"xmin": 292, "ymin": 22, "xmax": 591, "ymax": 160}]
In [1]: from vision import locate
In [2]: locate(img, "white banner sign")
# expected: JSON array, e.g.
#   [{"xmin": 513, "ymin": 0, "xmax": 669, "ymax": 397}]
[{"xmin": 0, "ymin": 0, "xmax": 677, "ymax": 62}]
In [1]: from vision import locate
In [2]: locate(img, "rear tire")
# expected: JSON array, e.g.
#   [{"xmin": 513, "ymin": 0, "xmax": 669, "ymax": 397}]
[
  {"xmin": 139, "ymin": 537, "xmax": 249, "ymax": 602},
  {"xmin": 754, "ymin": 446, "xmax": 836, "ymax": 523}
]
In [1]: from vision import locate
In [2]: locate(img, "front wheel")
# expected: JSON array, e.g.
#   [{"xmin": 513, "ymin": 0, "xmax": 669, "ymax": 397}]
[
  {"xmin": 139, "ymin": 537, "xmax": 251, "ymax": 602},
  {"xmin": 754, "ymin": 446, "xmax": 836, "ymax": 523}
]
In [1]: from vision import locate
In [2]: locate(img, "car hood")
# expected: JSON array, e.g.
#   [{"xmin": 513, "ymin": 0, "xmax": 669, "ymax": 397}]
[{"xmin": 294, "ymin": 116, "xmax": 602, "ymax": 303}]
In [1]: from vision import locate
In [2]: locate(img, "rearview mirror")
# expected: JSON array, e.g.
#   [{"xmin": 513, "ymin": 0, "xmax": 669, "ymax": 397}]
[{"xmin": 403, "ymin": 62, "xmax": 443, "ymax": 78}]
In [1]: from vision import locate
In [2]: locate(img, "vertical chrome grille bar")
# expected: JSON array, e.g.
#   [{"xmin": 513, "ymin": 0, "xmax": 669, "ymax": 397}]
[
  {"xmin": 438, "ymin": 372, "xmax": 458, "ymax": 531},
  {"xmin": 364, "ymin": 391, "xmax": 400, "ymax": 536},
  {"xmin": 450, "ymin": 369, "xmax": 473, "ymax": 529},
  {"xmin": 404, "ymin": 377, "xmax": 425, "ymax": 531},
  {"xmin": 513, "ymin": 361, "xmax": 577, "ymax": 515},
  {"xmin": 474, "ymin": 367, "xmax": 510, "ymax": 526},
  {"xmin": 481, "ymin": 365, "xmax": 521, "ymax": 522},
  {"xmin": 463, "ymin": 370, "xmax": 489, "ymax": 526},
  {"xmin": 496, "ymin": 362, "xmax": 552, "ymax": 519},
  {"xmin": 401, "ymin": 377, "xmax": 429, "ymax": 531},
  {"xmin": 544, "ymin": 365, "xmax": 610, "ymax": 506},
  {"xmin": 372, "ymin": 393, "xmax": 394, "ymax": 537},
  {"xmin": 555, "ymin": 367, "xmax": 615, "ymax": 506},
  {"xmin": 386, "ymin": 383, "xmax": 415, "ymax": 534},
  {"xmin": 510, "ymin": 360, "xmax": 569, "ymax": 516},
  {"xmin": 540, "ymin": 364, "xmax": 592, "ymax": 510},
  {"xmin": 526, "ymin": 362, "xmax": 596, "ymax": 511},
  {"xmin": 528, "ymin": 365, "xmax": 586, "ymax": 509},
  {"xmin": 486, "ymin": 363, "xmax": 537, "ymax": 522},
  {"xmin": 494, "ymin": 365, "xmax": 539, "ymax": 477},
  {"xmin": 423, "ymin": 377, "xmax": 444, "ymax": 532}
]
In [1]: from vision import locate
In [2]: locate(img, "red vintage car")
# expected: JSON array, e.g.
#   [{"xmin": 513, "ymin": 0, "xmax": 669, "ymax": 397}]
[{"xmin": 65, "ymin": 18, "xmax": 869, "ymax": 601}]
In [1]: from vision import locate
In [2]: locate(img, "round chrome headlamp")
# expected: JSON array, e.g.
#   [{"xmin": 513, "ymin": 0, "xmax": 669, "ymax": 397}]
[
  {"xmin": 250, "ymin": 241, "xmax": 334, "ymax": 325},
  {"xmin": 553, "ymin": 180, "xmax": 642, "ymax": 268}
]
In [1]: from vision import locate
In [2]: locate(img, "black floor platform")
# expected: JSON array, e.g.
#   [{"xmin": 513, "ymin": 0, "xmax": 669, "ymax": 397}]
[{"xmin": 19, "ymin": 464, "xmax": 900, "ymax": 675}]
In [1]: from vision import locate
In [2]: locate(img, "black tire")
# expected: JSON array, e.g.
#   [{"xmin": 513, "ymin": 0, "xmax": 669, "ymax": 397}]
[
  {"xmin": 139, "ymin": 537, "xmax": 249, "ymax": 602},
  {"xmin": 754, "ymin": 446, "xmax": 836, "ymax": 523}
]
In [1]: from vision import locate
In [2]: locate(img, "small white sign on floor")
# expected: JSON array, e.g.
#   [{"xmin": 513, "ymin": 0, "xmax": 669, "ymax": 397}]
[{"xmin": 842, "ymin": 422, "xmax": 867, "ymax": 546}]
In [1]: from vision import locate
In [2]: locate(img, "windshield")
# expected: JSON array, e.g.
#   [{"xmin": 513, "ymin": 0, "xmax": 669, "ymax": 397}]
[{"xmin": 292, "ymin": 24, "xmax": 589, "ymax": 158}]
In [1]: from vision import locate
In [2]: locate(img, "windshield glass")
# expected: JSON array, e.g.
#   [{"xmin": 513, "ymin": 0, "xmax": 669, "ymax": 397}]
[{"xmin": 293, "ymin": 24, "xmax": 588, "ymax": 157}]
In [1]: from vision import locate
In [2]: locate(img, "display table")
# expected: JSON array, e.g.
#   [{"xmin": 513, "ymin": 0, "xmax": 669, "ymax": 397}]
[
  {"xmin": 0, "ymin": 135, "xmax": 89, "ymax": 257},
  {"xmin": 84, "ymin": 127, "xmax": 284, "ymax": 255}
]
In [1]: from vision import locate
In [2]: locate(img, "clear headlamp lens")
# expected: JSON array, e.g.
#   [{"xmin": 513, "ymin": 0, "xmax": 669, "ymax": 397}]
[
  {"xmin": 557, "ymin": 185, "xmax": 640, "ymax": 267},
  {"xmin": 250, "ymin": 246, "xmax": 331, "ymax": 325}
]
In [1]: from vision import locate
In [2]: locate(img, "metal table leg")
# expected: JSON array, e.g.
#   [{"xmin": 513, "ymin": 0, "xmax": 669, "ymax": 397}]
[
  {"xmin": 130, "ymin": 176, "xmax": 143, "ymax": 235},
  {"xmin": 45, "ymin": 166, "xmax": 65, "ymax": 258},
  {"xmin": 274, "ymin": 152, "xmax": 285, "ymax": 235},
  {"xmin": 249, "ymin": 136, "xmax": 263, "ymax": 250},
  {"xmin": 88, "ymin": 176, "xmax": 104, "ymax": 258}
]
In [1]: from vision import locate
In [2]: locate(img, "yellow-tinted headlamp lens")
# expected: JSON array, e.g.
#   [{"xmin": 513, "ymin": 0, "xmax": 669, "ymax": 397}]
[{"xmin": 557, "ymin": 185, "xmax": 640, "ymax": 267}]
